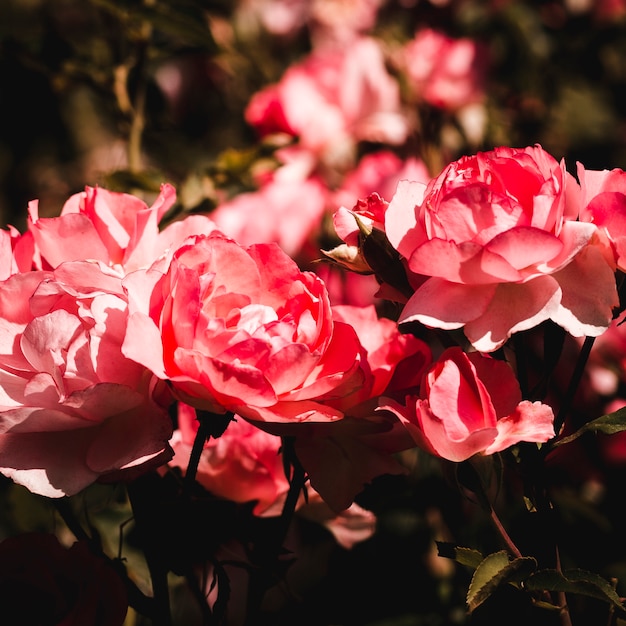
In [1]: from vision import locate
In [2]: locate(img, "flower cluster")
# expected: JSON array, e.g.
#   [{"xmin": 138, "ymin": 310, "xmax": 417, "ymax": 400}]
[{"xmin": 5, "ymin": 1, "xmax": 626, "ymax": 625}]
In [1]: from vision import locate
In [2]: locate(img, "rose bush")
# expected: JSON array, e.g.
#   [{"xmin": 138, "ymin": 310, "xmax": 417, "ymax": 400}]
[
  {"xmin": 0, "ymin": 265, "xmax": 173, "ymax": 497},
  {"xmin": 385, "ymin": 145, "xmax": 619, "ymax": 351},
  {"xmin": 122, "ymin": 231, "xmax": 364, "ymax": 426},
  {"xmin": 384, "ymin": 346, "xmax": 555, "ymax": 462}
]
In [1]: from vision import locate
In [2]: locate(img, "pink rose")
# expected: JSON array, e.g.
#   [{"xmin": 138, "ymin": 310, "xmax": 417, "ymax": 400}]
[
  {"xmin": 0, "ymin": 533, "xmax": 128, "ymax": 626},
  {"xmin": 0, "ymin": 266, "xmax": 173, "ymax": 497},
  {"xmin": 27, "ymin": 184, "xmax": 216, "ymax": 274},
  {"xmin": 330, "ymin": 303, "xmax": 432, "ymax": 408},
  {"xmin": 397, "ymin": 28, "xmax": 489, "ymax": 111},
  {"xmin": 577, "ymin": 163, "xmax": 626, "ymax": 272},
  {"xmin": 245, "ymin": 37, "xmax": 408, "ymax": 169},
  {"xmin": 386, "ymin": 347, "xmax": 555, "ymax": 462},
  {"xmin": 387, "ymin": 145, "xmax": 618, "ymax": 351},
  {"xmin": 122, "ymin": 232, "xmax": 364, "ymax": 425}
]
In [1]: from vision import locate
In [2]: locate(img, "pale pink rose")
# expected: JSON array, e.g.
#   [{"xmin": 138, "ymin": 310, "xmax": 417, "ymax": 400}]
[
  {"xmin": 122, "ymin": 232, "xmax": 364, "ymax": 426},
  {"xmin": 210, "ymin": 171, "xmax": 327, "ymax": 258},
  {"xmin": 170, "ymin": 402, "xmax": 377, "ymax": 546},
  {"xmin": 577, "ymin": 163, "xmax": 626, "ymax": 273},
  {"xmin": 245, "ymin": 37, "xmax": 409, "ymax": 170},
  {"xmin": 385, "ymin": 347, "xmax": 555, "ymax": 462},
  {"xmin": 27, "ymin": 184, "xmax": 216, "ymax": 274},
  {"xmin": 0, "ymin": 266, "xmax": 173, "ymax": 498},
  {"xmin": 398, "ymin": 28, "xmax": 489, "ymax": 111},
  {"xmin": 308, "ymin": 0, "xmax": 384, "ymax": 46},
  {"xmin": 387, "ymin": 145, "xmax": 618, "ymax": 352}
]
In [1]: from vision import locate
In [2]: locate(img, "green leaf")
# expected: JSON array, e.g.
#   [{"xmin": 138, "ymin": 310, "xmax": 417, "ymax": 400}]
[
  {"xmin": 467, "ymin": 551, "xmax": 538, "ymax": 612},
  {"xmin": 553, "ymin": 407, "xmax": 626, "ymax": 447},
  {"xmin": 525, "ymin": 568, "xmax": 626, "ymax": 614},
  {"xmin": 467, "ymin": 550, "xmax": 537, "ymax": 612},
  {"xmin": 436, "ymin": 542, "xmax": 484, "ymax": 570}
]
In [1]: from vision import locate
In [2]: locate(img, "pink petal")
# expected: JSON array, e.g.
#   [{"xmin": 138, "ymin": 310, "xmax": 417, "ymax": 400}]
[
  {"xmin": 464, "ymin": 276, "xmax": 561, "ymax": 352},
  {"xmin": 399, "ymin": 278, "xmax": 497, "ymax": 330}
]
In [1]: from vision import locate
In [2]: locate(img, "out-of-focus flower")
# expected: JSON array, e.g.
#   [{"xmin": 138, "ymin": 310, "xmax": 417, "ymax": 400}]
[
  {"xmin": 122, "ymin": 232, "xmax": 364, "ymax": 426},
  {"xmin": 0, "ymin": 533, "xmax": 128, "ymax": 626},
  {"xmin": 210, "ymin": 166, "xmax": 328, "ymax": 258},
  {"xmin": 396, "ymin": 28, "xmax": 489, "ymax": 112},
  {"xmin": 0, "ymin": 266, "xmax": 173, "ymax": 497},
  {"xmin": 386, "ymin": 145, "xmax": 618, "ymax": 351},
  {"xmin": 331, "ymin": 150, "xmax": 431, "ymax": 214},
  {"xmin": 384, "ymin": 347, "xmax": 555, "ymax": 462},
  {"xmin": 245, "ymin": 37, "xmax": 409, "ymax": 173}
]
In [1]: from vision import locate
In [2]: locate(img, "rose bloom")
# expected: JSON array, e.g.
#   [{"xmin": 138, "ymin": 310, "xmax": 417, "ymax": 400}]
[
  {"xmin": 170, "ymin": 402, "xmax": 376, "ymax": 548},
  {"xmin": 122, "ymin": 232, "xmax": 364, "ymax": 426},
  {"xmin": 385, "ymin": 347, "xmax": 555, "ymax": 462},
  {"xmin": 27, "ymin": 183, "xmax": 216, "ymax": 275},
  {"xmin": 577, "ymin": 162, "xmax": 626, "ymax": 273},
  {"xmin": 397, "ymin": 28, "xmax": 489, "ymax": 112},
  {"xmin": 245, "ymin": 36, "xmax": 409, "ymax": 171},
  {"xmin": 386, "ymin": 145, "xmax": 618, "ymax": 352},
  {"xmin": 0, "ymin": 533, "xmax": 128, "ymax": 626},
  {"xmin": 0, "ymin": 265, "xmax": 173, "ymax": 497}
]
